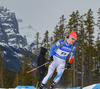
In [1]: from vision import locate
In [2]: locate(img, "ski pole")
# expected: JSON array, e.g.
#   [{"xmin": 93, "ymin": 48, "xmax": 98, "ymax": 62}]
[
  {"xmin": 27, "ymin": 62, "xmax": 49, "ymax": 73},
  {"xmin": 64, "ymin": 67, "xmax": 67, "ymax": 70}
]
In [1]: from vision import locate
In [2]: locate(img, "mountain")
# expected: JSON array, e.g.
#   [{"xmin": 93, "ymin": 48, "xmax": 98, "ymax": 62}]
[
  {"xmin": 19, "ymin": 25, "xmax": 37, "ymax": 45},
  {"xmin": 0, "ymin": 6, "xmax": 36, "ymax": 72},
  {"xmin": 0, "ymin": 6, "xmax": 28, "ymax": 48}
]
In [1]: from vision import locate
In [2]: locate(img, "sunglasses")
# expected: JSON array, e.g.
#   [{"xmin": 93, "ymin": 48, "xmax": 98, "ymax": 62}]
[{"xmin": 71, "ymin": 38, "xmax": 77, "ymax": 41}]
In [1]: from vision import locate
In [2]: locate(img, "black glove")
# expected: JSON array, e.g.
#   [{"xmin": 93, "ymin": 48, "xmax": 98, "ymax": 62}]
[
  {"xmin": 67, "ymin": 63, "xmax": 71, "ymax": 69},
  {"xmin": 49, "ymin": 56, "xmax": 53, "ymax": 63}
]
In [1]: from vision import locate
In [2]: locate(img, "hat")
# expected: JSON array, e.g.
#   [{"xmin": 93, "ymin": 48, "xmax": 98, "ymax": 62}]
[{"xmin": 69, "ymin": 31, "xmax": 77, "ymax": 39}]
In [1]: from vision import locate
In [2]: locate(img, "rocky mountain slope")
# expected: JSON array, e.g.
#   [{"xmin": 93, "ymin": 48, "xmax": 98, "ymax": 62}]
[{"xmin": 0, "ymin": 6, "xmax": 36, "ymax": 72}]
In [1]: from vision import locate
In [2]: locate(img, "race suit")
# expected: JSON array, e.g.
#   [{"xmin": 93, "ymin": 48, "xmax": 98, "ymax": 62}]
[{"xmin": 42, "ymin": 39, "xmax": 76, "ymax": 84}]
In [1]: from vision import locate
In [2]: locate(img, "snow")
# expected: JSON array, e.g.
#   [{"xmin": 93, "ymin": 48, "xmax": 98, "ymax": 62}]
[
  {"xmin": 5, "ymin": 29, "xmax": 11, "ymax": 32},
  {"xmin": 16, "ymin": 53, "xmax": 22, "ymax": 57},
  {"xmin": 7, "ymin": 30, "xmax": 15, "ymax": 35},
  {"xmin": 2, "ymin": 23, "xmax": 9, "ymax": 26},
  {"xmin": 8, "ymin": 38, "xmax": 16, "ymax": 41},
  {"xmin": 7, "ymin": 18, "xmax": 11, "ymax": 21},
  {"xmin": 83, "ymin": 84, "xmax": 96, "ymax": 89},
  {"xmin": 3, "ymin": 51, "xmax": 7, "ymax": 54},
  {"xmin": 19, "ymin": 27, "xmax": 37, "ymax": 45},
  {"xmin": 0, "ymin": 42, "xmax": 8, "ymax": 47}
]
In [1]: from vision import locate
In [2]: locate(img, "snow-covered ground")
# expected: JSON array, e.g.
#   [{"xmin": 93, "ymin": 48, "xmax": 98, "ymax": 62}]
[
  {"xmin": 83, "ymin": 84, "xmax": 96, "ymax": 89},
  {"xmin": 83, "ymin": 83, "xmax": 100, "ymax": 89}
]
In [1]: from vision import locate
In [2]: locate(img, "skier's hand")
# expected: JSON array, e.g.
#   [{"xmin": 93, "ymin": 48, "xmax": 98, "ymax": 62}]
[
  {"xmin": 45, "ymin": 64, "xmax": 48, "ymax": 70},
  {"xmin": 67, "ymin": 63, "xmax": 71, "ymax": 69},
  {"xmin": 49, "ymin": 56, "xmax": 53, "ymax": 63}
]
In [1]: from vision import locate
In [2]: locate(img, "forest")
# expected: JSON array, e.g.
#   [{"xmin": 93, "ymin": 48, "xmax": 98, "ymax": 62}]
[{"xmin": 0, "ymin": 8, "xmax": 100, "ymax": 88}]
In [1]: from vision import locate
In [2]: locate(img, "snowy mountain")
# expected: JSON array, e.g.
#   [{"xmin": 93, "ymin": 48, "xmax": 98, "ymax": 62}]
[
  {"xmin": 0, "ymin": 6, "xmax": 36, "ymax": 72},
  {"xmin": 19, "ymin": 25, "xmax": 37, "ymax": 45},
  {"xmin": 0, "ymin": 6, "xmax": 28, "ymax": 48}
]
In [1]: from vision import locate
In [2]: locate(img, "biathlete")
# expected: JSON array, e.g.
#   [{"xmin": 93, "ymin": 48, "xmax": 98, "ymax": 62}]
[{"xmin": 38, "ymin": 31, "xmax": 77, "ymax": 89}]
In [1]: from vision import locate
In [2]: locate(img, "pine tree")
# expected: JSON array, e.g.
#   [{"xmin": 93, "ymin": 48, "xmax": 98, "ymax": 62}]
[
  {"xmin": 94, "ymin": 8, "xmax": 100, "ymax": 83},
  {"xmin": 53, "ymin": 15, "xmax": 67, "ymax": 44},
  {"xmin": 0, "ymin": 46, "xmax": 5, "ymax": 88},
  {"xmin": 18, "ymin": 47, "xmax": 32, "ymax": 85},
  {"xmin": 13, "ymin": 71, "xmax": 18, "ymax": 87},
  {"xmin": 49, "ymin": 36, "xmax": 53, "ymax": 47},
  {"xmin": 41, "ymin": 30, "xmax": 50, "ymax": 59},
  {"xmin": 95, "ymin": 34, "xmax": 100, "ymax": 83},
  {"xmin": 58, "ymin": 15, "xmax": 66, "ymax": 38},
  {"xmin": 34, "ymin": 32, "xmax": 41, "ymax": 56},
  {"xmin": 78, "ymin": 15, "xmax": 86, "ymax": 87},
  {"xmin": 84, "ymin": 9, "xmax": 95, "ymax": 85},
  {"xmin": 52, "ymin": 25, "xmax": 60, "ymax": 43}
]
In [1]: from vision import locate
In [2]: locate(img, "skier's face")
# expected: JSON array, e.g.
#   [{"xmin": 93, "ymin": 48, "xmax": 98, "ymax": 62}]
[{"xmin": 69, "ymin": 37, "xmax": 76, "ymax": 44}]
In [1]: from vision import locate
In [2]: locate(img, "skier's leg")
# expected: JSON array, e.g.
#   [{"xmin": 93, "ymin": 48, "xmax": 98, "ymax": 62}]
[
  {"xmin": 54, "ymin": 66, "xmax": 65, "ymax": 83},
  {"xmin": 42, "ymin": 61, "xmax": 56, "ymax": 84},
  {"xmin": 38, "ymin": 59, "xmax": 57, "ymax": 89},
  {"xmin": 48, "ymin": 68, "xmax": 65, "ymax": 89},
  {"xmin": 49, "ymin": 59, "xmax": 65, "ymax": 88},
  {"xmin": 54, "ymin": 58, "xmax": 65, "ymax": 83}
]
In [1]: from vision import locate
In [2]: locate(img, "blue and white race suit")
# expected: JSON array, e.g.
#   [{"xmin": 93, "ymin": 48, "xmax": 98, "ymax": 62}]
[{"xmin": 42, "ymin": 39, "xmax": 76, "ymax": 84}]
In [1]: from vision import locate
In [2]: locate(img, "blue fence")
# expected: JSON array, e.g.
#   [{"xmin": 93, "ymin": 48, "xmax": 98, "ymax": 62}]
[
  {"xmin": 67, "ymin": 86, "xmax": 82, "ymax": 89},
  {"xmin": 15, "ymin": 86, "xmax": 36, "ymax": 89}
]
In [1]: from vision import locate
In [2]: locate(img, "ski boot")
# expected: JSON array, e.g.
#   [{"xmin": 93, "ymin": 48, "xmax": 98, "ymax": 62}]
[
  {"xmin": 48, "ymin": 81, "xmax": 56, "ymax": 89},
  {"xmin": 37, "ymin": 82, "xmax": 45, "ymax": 89}
]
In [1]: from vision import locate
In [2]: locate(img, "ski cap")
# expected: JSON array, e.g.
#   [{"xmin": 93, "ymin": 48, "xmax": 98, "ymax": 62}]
[{"xmin": 69, "ymin": 31, "xmax": 77, "ymax": 39}]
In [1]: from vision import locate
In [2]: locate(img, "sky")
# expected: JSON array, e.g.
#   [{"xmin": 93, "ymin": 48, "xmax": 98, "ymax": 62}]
[{"xmin": 0, "ymin": 0, "xmax": 100, "ymax": 43}]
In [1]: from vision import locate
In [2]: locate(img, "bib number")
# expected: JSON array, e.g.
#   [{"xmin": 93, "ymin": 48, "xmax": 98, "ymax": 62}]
[{"xmin": 61, "ymin": 52, "xmax": 66, "ymax": 55}]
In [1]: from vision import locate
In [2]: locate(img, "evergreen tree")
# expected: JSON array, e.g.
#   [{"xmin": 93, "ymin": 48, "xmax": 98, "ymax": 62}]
[
  {"xmin": 0, "ymin": 46, "xmax": 5, "ymax": 88},
  {"xmin": 58, "ymin": 15, "xmax": 66, "ymax": 38},
  {"xmin": 41, "ymin": 30, "xmax": 50, "ymax": 59},
  {"xmin": 94, "ymin": 34, "xmax": 100, "ymax": 83},
  {"xmin": 3, "ymin": 69, "xmax": 16, "ymax": 88},
  {"xmin": 34, "ymin": 32, "xmax": 41, "ymax": 56},
  {"xmin": 94, "ymin": 8, "xmax": 100, "ymax": 83},
  {"xmin": 78, "ymin": 15, "xmax": 86, "ymax": 87},
  {"xmin": 49, "ymin": 36, "xmax": 54, "ymax": 47},
  {"xmin": 52, "ymin": 25, "xmax": 60, "ymax": 43},
  {"xmin": 52, "ymin": 15, "xmax": 67, "ymax": 44},
  {"xmin": 84, "ymin": 9, "xmax": 95, "ymax": 85},
  {"xmin": 13, "ymin": 72, "xmax": 18, "ymax": 87},
  {"xmin": 13, "ymin": 52, "xmax": 36, "ymax": 87},
  {"xmin": 18, "ymin": 47, "xmax": 34, "ymax": 85}
]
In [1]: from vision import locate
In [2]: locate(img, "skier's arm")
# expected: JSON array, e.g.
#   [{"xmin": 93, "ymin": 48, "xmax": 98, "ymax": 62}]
[
  {"xmin": 68, "ymin": 44, "xmax": 76, "ymax": 64},
  {"xmin": 68, "ymin": 52, "xmax": 75, "ymax": 64},
  {"xmin": 67, "ymin": 44, "xmax": 76, "ymax": 69}
]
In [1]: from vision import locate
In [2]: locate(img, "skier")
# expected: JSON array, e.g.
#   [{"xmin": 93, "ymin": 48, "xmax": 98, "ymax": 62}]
[
  {"xmin": 38, "ymin": 31, "xmax": 77, "ymax": 89},
  {"xmin": 37, "ymin": 47, "xmax": 47, "ymax": 88}
]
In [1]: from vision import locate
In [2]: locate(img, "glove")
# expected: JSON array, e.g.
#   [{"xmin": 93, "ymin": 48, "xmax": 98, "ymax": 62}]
[
  {"xmin": 67, "ymin": 63, "xmax": 71, "ymax": 69},
  {"xmin": 49, "ymin": 56, "xmax": 53, "ymax": 63},
  {"xmin": 45, "ymin": 65, "xmax": 48, "ymax": 70}
]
